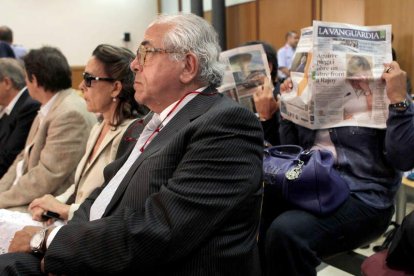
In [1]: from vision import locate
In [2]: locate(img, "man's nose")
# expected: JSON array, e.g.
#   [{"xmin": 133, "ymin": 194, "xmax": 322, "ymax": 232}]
[{"xmin": 130, "ymin": 58, "xmax": 140, "ymax": 72}]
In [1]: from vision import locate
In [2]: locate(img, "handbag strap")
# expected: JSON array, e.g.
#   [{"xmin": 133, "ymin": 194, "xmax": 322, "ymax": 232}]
[{"xmin": 265, "ymin": 145, "xmax": 304, "ymax": 158}]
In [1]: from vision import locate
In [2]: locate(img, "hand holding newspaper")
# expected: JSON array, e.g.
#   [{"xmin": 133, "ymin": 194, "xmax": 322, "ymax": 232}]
[
  {"xmin": 282, "ymin": 21, "xmax": 392, "ymax": 129},
  {"xmin": 218, "ymin": 44, "xmax": 274, "ymax": 114}
]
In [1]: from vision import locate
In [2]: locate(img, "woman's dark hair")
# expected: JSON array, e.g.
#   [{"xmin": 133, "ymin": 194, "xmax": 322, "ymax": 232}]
[
  {"xmin": 23, "ymin": 46, "xmax": 72, "ymax": 92},
  {"xmin": 242, "ymin": 40, "xmax": 278, "ymax": 83},
  {"xmin": 92, "ymin": 44, "xmax": 148, "ymax": 128}
]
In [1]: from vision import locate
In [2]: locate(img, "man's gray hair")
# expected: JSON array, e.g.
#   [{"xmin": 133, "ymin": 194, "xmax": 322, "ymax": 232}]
[
  {"xmin": 151, "ymin": 13, "xmax": 225, "ymax": 87},
  {"xmin": 0, "ymin": 58, "xmax": 26, "ymax": 90}
]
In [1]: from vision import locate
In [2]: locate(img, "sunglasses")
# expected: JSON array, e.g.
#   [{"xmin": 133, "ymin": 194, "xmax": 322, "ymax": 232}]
[{"xmin": 82, "ymin": 72, "xmax": 115, "ymax": 87}]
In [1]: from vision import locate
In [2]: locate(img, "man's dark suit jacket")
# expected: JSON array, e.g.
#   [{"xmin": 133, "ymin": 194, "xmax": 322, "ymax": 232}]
[
  {"xmin": 0, "ymin": 89, "xmax": 40, "ymax": 177},
  {"xmin": 42, "ymin": 89, "xmax": 264, "ymax": 275},
  {"xmin": 0, "ymin": 42, "xmax": 15, "ymax": 58}
]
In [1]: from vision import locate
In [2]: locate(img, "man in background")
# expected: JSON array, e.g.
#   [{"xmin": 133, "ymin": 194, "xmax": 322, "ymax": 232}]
[
  {"xmin": 0, "ymin": 58, "xmax": 40, "ymax": 178},
  {"xmin": 0, "ymin": 46, "xmax": 96, "ymax": 210},
  {"xmin": 277, "ymin": 31, "xmax": 299, "ymax": 82},
  {"xmin": 0, "ymin": 26, "xmax": 27, "ymax": 61}
]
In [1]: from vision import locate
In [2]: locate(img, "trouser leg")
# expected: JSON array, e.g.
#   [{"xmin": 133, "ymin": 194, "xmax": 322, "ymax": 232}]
[{"xmin": 265, "ymin": 196, "xmax": 393, "ymax": 276}]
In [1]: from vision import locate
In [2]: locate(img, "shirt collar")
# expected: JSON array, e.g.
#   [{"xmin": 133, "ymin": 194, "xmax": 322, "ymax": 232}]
[
  {"xmin": 3, "ymin": 87, "xmax": 26, "ymax": 116},
  {"xmin": 39, "ymin": 92, "xmax": 59, "ymax": 118},
  {"xmin": 158, "ymin": 86, "xmax": 208, "ymax": 126}
]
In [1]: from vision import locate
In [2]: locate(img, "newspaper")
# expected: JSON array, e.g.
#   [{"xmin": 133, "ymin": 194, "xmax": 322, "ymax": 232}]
[
  {"xmin": 0, "ymin": 209, "xmax": 64, "ymax": 254},
  {"xmin": 281, "ymin": 21, "xmax": 392, "ymax": 129},
  {"xmin": 218, "ymin": 44, "xmax": 273, "ymax": 113}
]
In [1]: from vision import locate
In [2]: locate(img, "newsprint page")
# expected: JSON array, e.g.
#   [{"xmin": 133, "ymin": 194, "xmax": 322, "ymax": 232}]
[
  {"xmin": 282, "ymin": 21, "xmax": 392, "ymax": 129},
  {"xmin": 218, "ymin": 44, "xmax": 273, "ymax": 114}
]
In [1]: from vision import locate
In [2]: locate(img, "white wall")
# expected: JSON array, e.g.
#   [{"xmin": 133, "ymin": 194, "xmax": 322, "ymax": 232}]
[
  {"xmin": 0, "ymin": 0, "xmax": 158, "ymax": 65},
  {"xmin": 164, "ymin": 0, "xmax": 255, "ymax": 13}
]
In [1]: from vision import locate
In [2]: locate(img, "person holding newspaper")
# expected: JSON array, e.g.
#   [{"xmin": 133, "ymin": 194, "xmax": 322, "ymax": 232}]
[
  {"xmin": 244, "ymin": 40, "xmax": 281, "ymax": 146},
  {"xmin": 260, "ymin": 61, "xmax": 414, "ymax": 276}
]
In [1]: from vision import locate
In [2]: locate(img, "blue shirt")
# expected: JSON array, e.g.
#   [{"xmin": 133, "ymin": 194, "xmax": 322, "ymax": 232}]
[
  {"xmin": 279, "ymin": 102, "xmax": 414, "ymax": 209},
  {"xmin": 11, "ymin": 44, "xmax": 27, "ymax": 60},
  {"xmin": 277, "ymin": 44, "xmax": 295, "ymax": 79}
]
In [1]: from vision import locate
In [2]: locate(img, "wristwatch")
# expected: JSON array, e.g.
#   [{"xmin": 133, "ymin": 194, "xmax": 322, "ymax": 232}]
[
  {"xmin": 30, "ymin": 228, "xmax": 47, "ymax": 254},
  {"xmin": 389, "ymin": 99, "xmax": 410, "ymax": 112}
]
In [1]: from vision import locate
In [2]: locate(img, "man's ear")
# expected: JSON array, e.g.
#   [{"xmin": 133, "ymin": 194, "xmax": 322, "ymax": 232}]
[
  {"xmin": 30, "ymin": 74, "xmax": 38, "ymax": 87},
  {"xmin": 2, "ymin": 77, "xmax": 13, "ymax": 90},
  {"xmin": 179, "ymin": 53, "xmax": 199, "ymax": 84}
]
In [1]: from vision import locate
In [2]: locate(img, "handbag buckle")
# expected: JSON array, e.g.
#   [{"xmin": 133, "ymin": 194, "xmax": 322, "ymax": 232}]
[{"xmin": 285, "ymin": 160, "xmax": 304, "ymax": 180}]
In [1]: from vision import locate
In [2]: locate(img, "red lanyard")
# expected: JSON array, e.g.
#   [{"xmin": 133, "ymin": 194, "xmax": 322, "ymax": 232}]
[{"xmin": 140, "ymin": 91, "xmax": 203, "ymax": 152}]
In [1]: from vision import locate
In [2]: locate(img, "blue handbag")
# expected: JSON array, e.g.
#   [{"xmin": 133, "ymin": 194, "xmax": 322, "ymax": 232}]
[{"xmin": 263, "ymin": 145, "xmax": 350, "ymax": 216}]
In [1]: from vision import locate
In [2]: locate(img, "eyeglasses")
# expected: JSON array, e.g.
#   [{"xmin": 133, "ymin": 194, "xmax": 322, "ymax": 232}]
[
  {"xmin": 136, "ymin": 45, "xmax": 181, "ymax": 68},
  {"xmin": 82, "ymin": 72, "xmax": 115, "ymax": 87}
]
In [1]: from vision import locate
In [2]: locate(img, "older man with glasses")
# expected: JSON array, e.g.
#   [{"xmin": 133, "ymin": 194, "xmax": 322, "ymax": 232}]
[{"xmin": 0, "ymin": 14, "xmax": 263, "ymax": 275}]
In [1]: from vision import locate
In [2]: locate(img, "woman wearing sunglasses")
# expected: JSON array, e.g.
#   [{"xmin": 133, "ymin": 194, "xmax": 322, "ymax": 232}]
[{"xmin": 27, "ymin": 44, "xmax": 146, "ymax": 223}]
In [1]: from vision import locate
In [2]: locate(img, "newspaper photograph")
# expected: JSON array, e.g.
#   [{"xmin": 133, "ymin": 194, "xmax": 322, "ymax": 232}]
[
  {"xmin": 218, "ymin": 44, "xmax": 273, "ymax": 113},
  {"xmin": 281, "ymin": 21, "xmax": 392, "ymax": 129}
]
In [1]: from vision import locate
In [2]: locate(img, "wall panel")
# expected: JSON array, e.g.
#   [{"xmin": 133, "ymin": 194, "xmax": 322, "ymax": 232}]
[
  {"xmin": 71, "ymin": 66, "xmax": 85, "ymax": 89},
  {"xmin": 365, "ymin": 0, "xmax": 414, "ymax": 85},
  {"xmin": 205, "ymin": 2, "xmax": 257, "ymax": 50},
  {"xmin": 321, "ymin": 0, "xmax": 365, "ymax": 25},
  {"xmin": 226, "ymin": 2, "xmax": 258, "ymax": 49},
  {"xmin": 258, "ymin": 0, "xmax": 313, "ymax": 51}
]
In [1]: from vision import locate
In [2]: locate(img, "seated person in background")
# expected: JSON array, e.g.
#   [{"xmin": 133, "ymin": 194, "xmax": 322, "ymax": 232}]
[
  {"xmin": 0, "ymin": 26, "xmax": 27, "ymax": 61},
  {"xmin": 28, "ymin": 44, "xmax": 145, "ymax": 222},
  {"xmin": 0, "ymin": 46, "xmax": 96, "ymax": 210},
  {"xmin": 261, "ymin": 61, "xmax": 414, "ymax": 275},
  {"xmin": 0, "ymin": 58, "xmax": 40, "ymax": 178},
  {"xmin": 243, "ymin": 40, "xmax": 281, "ymax": 146},
  {"xmin": 0, "ymin": 13, "xmax": 263, "ymax": 275}
]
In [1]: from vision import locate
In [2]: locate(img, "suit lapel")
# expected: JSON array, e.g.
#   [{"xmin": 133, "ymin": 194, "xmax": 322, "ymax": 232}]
[
  {"xmin": 6, "ymin": 89, "xmax": 28, "ymax": 119},
  {"xmin": 102, "ymin": 88, "xmax": 221, "ymax": 217},
  {"xmin": 0, "ymin": 90, "xmax": 29, "ymax": 141},
  {"xmin": 82, "ymin": 121, "xmax": 131, "ymax": 178},
  {"xmin": 74, "ymin": 123, "xmax": 103, "ymax": 185}
]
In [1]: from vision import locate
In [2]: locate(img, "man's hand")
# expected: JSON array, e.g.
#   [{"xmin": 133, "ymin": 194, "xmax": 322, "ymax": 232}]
[
  {"xmin": 30, "ymin": 206, "xmax": 47, "ymax": 222},
  {"xmin": 280, "ymin": 78, "xmax": 293, "ymax": 94},
  {"xmin": 382, "ymin": 61, "xmax": 407, "ymax": 104},
  {"xmin": 29, "ymin": 194, "xmax": 70, "ymax": 221},
  {"xmin": 253, "ymin": 78, "xmax": 278, "ymax": 120},
  {"xmin": 8, "ymin": 226, "xmax": 43, "ymax": 253}
]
